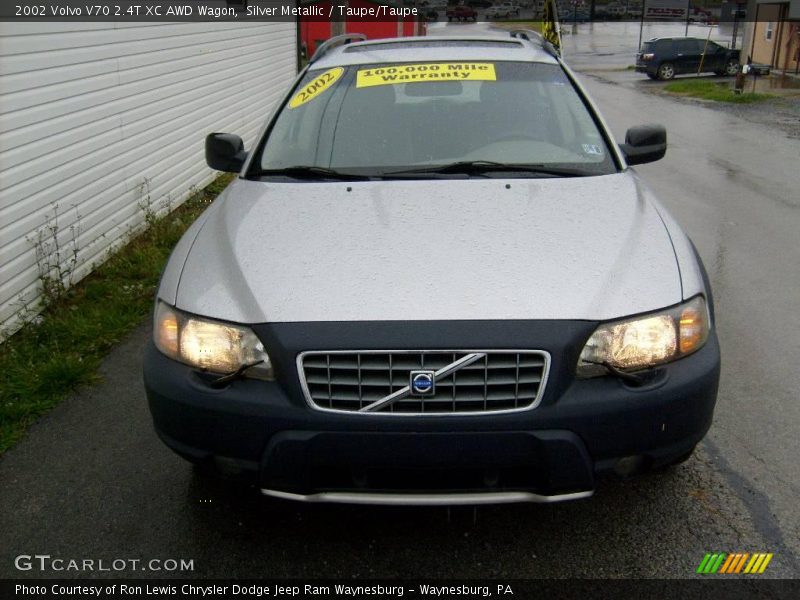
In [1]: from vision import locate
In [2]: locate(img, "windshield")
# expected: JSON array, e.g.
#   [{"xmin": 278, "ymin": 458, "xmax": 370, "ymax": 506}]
[{"xmin": 254, "ymin": 61, "xmax": 617, "ymax": 178}]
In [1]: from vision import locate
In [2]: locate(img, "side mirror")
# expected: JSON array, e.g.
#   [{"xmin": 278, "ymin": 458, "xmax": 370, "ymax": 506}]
[
  {"xmin": 205, "ymin": 133, "xmax": 247, "ymax": 173},
  {"xmin": 619, "ymin": 125, "xmax": 667, "ymax": 166}
]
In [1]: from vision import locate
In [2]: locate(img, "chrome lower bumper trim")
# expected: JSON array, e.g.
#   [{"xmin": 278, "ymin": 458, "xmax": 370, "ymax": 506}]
[{"xmin": 261, "ymin": 489, "xmax": 593, "ymax": 506}]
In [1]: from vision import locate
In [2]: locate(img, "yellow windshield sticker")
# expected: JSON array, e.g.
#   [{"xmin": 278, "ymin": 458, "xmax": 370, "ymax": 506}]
[
  {"xmin": 356, "ymin": 63, "xmax": 496, "ymax": 88},
  {"xmin": 289, "ymin": 67, "xmax": 344, "ymax": 109}
]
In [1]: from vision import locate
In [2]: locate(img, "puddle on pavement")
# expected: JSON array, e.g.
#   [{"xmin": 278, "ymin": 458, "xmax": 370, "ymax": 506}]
[{"xmin": 735, "ymin": 74, "xmax": 800, "ymax": 94}]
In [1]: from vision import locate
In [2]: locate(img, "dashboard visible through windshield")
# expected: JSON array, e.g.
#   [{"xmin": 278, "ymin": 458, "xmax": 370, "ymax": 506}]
[{"xmin": 254, "ymin": 61, "xmax": 617, "ymax": 179}]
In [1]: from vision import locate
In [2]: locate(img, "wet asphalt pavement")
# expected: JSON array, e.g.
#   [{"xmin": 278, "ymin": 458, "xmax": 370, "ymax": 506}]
[{"xmin": 1, "ymin": 22, "xmax": 799, "ymax": 580}]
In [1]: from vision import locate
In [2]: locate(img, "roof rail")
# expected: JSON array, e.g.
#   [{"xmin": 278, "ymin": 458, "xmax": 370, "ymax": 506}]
[
  {"xmin": 508, "ymin": 29, "xmax": 560, "ymax": 59},
  {"xmin": 310, "ymin": 33, "xmax": 368, "ymax": 64}
]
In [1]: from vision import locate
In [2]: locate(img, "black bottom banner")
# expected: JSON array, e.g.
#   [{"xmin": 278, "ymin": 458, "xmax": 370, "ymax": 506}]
[{"xmin": 3, "ymin": 579, "xmax": 800, "ymax": 600}]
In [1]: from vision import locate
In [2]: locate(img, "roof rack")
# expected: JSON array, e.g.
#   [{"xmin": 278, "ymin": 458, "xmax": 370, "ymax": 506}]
[
  {"xmin": 310, "ymin": 33, "xmax": 368, "ymax": 64},
  {"xmin": 508, "ymin": 29, "xmax": 560, "ymax": 59}
]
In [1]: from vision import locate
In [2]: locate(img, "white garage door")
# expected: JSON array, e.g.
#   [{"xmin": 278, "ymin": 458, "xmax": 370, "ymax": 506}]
[{"xmin": 0, "ymin": 19, "xmax": 297, "ymax": 338}]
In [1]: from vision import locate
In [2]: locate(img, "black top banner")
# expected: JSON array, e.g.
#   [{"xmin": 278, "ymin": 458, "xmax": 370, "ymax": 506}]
[{"xmin": 1, "ymin": 1, "xmax": 761, "ymax": 23}]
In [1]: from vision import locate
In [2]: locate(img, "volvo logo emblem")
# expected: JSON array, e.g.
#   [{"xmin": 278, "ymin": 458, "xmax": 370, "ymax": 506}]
[{"xmin": 410, "ymin": 371, "xmax": 435, "ymax": 396}]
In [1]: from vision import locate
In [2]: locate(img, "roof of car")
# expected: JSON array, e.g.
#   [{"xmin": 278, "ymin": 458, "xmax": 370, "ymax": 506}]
[
  {"xmin": 647, "ymin": 37, "xmax": 703, "ymax": 42},
  {"xmin": 309, "ymin": 35, "xmax": 560, "ymax": 70}
]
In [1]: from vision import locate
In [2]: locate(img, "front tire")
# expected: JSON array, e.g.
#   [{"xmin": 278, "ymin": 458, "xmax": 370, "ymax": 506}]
[
  {"xmin": 724, "ymin": 59, "xmax": 739, "ymax": 76},
  {"xmin": 657, "ymin": 62, "xmax": 676, "ymax": 80}
]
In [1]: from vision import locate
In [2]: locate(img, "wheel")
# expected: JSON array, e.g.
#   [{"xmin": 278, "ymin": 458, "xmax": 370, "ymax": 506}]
[
  {"xmin": 724, "ymin": 59, "xmax": 739, "ymax": 76},
  {"xmin": 657, "ymin": 62, "xmax": 675, "ymax": 80}
]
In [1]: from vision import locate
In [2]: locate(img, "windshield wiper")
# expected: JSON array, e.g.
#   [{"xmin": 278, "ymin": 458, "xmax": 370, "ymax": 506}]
[
  {"xmin": 382, "ymin": 161, "xmax": 590, "ymax": 178},
  {"xmin": 255, "ymin": 166, "xmax": 371, "ymax": 181}
]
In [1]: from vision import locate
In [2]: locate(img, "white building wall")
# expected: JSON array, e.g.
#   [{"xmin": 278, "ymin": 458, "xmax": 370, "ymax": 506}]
[{"xmin": 0, "ymin": 19, "xmax": 297, "ymax": 337}]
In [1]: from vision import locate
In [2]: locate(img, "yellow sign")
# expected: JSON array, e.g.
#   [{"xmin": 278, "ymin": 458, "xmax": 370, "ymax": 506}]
[
  {"xmin": 356, "ymin": 63, "xmax": 496, "ymax": 88},
  {"xmin": 289, "ymin": 67, "xmax": 344, "ymax": 109}
]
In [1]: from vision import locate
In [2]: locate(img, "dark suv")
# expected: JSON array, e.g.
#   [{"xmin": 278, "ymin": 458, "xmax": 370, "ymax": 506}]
[{"xmin": 636, "ymin": 37, "xmax": 740, "ymax": 80}]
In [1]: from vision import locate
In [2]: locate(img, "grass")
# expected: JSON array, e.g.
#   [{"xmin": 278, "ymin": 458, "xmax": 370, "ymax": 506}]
[
  {"xmin": 0, "ymin": 174, "xmax": 235, "ymax": 455},
  {"xmin": 663, "ymin": 80, "xmax": 774, "ymax": 104}
]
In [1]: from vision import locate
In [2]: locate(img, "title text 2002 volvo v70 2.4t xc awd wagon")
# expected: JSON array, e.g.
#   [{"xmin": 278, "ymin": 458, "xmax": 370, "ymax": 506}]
[{"xmin": 144, "ymin": 33, "xmax": 720, "ymax": 505}]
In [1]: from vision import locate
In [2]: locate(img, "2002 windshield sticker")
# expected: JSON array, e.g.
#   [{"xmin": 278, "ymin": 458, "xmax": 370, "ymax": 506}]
[
  {"xmin": 356, "ymin": 63, "xmax": 497, "ymax": 88},
  {"xmin": 289, "ymin": 67, "xmax": 344, "ymax": 109}
]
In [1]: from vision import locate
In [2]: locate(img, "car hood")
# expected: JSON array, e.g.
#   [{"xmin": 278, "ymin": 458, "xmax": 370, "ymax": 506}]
[{"xmin": 172, "ymin": 174, "xmax": 682, "ymax": 323}]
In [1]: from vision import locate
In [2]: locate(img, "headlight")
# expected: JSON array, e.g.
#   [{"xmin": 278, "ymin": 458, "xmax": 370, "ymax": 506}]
[
  {"xmin": 154, "ymin": 302, "xmax": 274, "ymax": 379},
  {"xmin": 577, "ymin": 296, "xmax": 710, "ymax": 377}
]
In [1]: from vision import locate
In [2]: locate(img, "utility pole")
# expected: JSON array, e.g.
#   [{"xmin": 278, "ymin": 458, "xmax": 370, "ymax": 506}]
[
  {"xmin": 332, "ymin": 1, "xmax": 346, "ymax": 36},
  {"xmin": 684, "ymin": 0, "xmax": 690, "ymax": 37}
]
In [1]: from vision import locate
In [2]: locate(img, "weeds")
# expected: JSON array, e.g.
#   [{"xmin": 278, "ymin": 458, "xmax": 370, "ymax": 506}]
[
  {"xmin": 27, "ymin": 204, "xmax": 82, "ymax": 307},
  {"xmin": 0, "ymin": 173, "xmax": 235, "ymax": 455},
  {"xmin": 663, "ymin": 80, "xmax": 774, "ymax": 104}
]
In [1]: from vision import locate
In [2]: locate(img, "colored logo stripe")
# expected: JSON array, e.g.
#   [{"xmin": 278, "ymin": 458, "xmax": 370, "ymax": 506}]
[
  {"xmin": 734, "ymin": 553, "xmax": 749, "ymax": 573},
  {"xmin": 698, "ymin": 552, "xmax": 773, "ymax": 574},
  {"xmin": 719, "ymin": 554, "xmax": 736, "ymax": 573},
  {"xmin": 720, "ymin": 553, "xmax": 747, "ymax": 573},
  {"xmin": 697, "ymin": 554, "xmax": 712, "ymax": 573},
  {"xmin": 697, "ymin": 553, "xmax": 726, "ymax": 573},
  {"xmin": 744, "ymin": 553, "xmax": 774, "ymax": 574}
]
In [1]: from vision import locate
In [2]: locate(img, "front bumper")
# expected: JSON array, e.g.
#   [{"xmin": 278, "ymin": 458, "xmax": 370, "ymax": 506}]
[{"xmin": 144, "ymin": 320, "xmax": 720, "ymax": 503}]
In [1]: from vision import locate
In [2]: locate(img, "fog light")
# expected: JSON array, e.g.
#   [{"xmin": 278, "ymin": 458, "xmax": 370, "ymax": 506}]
[
  {"xmin": 213, "ymin": 456, "xmax": 246, "ymax": 476},
  {"xmin": 614, "ymin": 455, "xmax": 647, "ymax": 477}
]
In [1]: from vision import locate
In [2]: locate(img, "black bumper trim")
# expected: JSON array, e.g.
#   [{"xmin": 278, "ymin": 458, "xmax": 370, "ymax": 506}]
[{"xmin": 144, "ymin": 319, "xmax": 720, "ymax": 496}]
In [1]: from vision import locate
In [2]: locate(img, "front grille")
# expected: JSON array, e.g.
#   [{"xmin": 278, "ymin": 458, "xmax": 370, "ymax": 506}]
[{"xmin": 298, "ymin": 351, "xmax": 549, "ymax": 415}]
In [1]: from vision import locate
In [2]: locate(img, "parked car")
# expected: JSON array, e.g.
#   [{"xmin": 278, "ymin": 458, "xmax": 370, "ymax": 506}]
[
  {"xmin": 446, "ymin": 3, "xmax": 478, "ymax": 20},
  {"xmin": 486, "ymin": 3, "xmax": 520, "ymax": 18},
  {"xmin": 145, "ymin": 32, "xmax": 720, "ymax": 505},
  {"xmin": 606, "ymin": 3, "xmax": 627, "ymax": 17},
  {"xmin": 627, "ymin": 5, "xmax": 643, "ymax": 18},
  {"xmin": 687, "ymin": 7, "xmax": 712, "ymax": 23},
  {"xmin": 569, "ymin": 7, "xmax": 590, "ymax": 21},
  {"xmin": 560, "ymin": 1, "xmax": 589, "ymax": 20},
  {"xmin": 745, "ymin": 63, "xmax": 771, "ymax": 76},
  {"xmin": 424, "ymin": 2, "xmax": 448, "ymax": 18},
  {"xmin": 636, "ymin": 37, "xmax": 740, "ymax": 80}
]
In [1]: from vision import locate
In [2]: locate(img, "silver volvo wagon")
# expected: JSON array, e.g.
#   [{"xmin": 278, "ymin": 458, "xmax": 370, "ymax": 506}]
[{"xmin": 144, "ymin": 33, "xmax": 720, "ymax": 505}]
